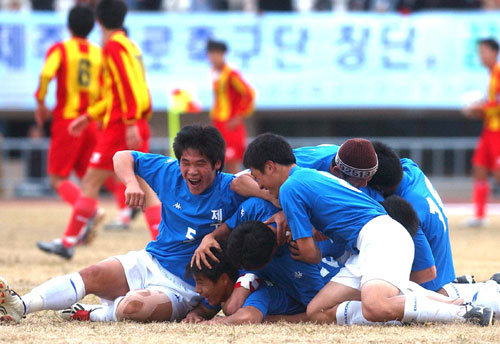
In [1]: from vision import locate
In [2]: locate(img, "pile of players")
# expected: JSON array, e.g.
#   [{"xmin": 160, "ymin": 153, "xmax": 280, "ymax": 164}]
[{"xmin": 1, "ymin": 124, "xmax": 498, "ymax": 327}]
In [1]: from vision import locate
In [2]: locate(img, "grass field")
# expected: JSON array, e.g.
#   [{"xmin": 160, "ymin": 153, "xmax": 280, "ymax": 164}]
[{"xmin": 0, "ymin": 200, "xmax": 499, "ymax": 343}]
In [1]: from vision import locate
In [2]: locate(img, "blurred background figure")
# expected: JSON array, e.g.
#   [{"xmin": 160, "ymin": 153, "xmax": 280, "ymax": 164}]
[
  {"xmin": 462, "ymin": 38, "xmax": 500, "ymax": 228},
  {"xmin": 206, "ymin": 39, "xmax": 255, "ymax": 174}
]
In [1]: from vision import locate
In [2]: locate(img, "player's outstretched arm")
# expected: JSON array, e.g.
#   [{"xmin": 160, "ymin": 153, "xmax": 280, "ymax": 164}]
[
  {"xmin": 205, "ymin": 306, "xmax": 263, "ymax": 325},
  {"xmin": 113, "ymin": 150, "xmax": 145, "ymax": 209},
  {"xmin": 183, "ymin": 303, "xmax": 219, "ymax": 323}
]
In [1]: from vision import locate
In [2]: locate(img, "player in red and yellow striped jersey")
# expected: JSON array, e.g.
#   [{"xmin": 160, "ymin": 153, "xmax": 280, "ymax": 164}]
[
  {"xmin": 463, "ymin": 38, "xmax": 500, "ymax": 227},
  {"xmin": 34, "ymin": 5, "xmax": 100, "ymax": 210},
  {"xmin": 37, "ymin": 0, "xmax": 160, "ymax": 259},
  {"xmin": 207, "ymin": 40, "xmax": 255, "ymax": 174}
]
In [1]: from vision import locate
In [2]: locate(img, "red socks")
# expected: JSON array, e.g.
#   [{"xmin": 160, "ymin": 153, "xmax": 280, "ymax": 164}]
[
  {"xmin": 62, "ymin": 196, "xmax": 97, "ymax": 247},
  {"xmin": 104, "ymin": 177, "xmax": 127, "ymax": 211},
  {"xmin": 57, "ymin": 180, "xmax": 81, "ymax": 205},
  {"xmin": 473, "ymin": 180, "xmax": 489, "ymax": 219},
  {"xmin": 144, "ymin": 205, "xmax": 161, "ymax": 240}
]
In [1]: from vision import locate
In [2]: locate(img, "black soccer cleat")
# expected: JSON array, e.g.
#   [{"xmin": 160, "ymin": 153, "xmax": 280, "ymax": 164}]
[
  {"xmin": 131, "ymin": 207, "xmax": 141, "ymax": 220},
  {"xmin": 490, "ymin": 272, "xmax": 500, "ymax": 284},
  {"xmin": 464, "ymin": 305, "xmax": 495, "ymax": 327},
  {"xmin": 454, "ymin": 274, "xmax": 476, "ymax": 284},
  {"xmin": 36, "ymin": 240, "xmax": 74, "ymax": 260}
]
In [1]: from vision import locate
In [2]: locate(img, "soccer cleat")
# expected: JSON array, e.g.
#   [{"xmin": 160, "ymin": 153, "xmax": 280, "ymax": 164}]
[
  {"xmin": 0, "ymin": 276, "xmax": 26, "ymax": 323},
  {"xmin": 79, "ymin": 208, "xmax": 105, "ymax": 245},
  {"xmin": 472, "ymin": 281, "xmax": 500, "ymax": 319},
  {"xmin": 104, "ymin": 219, "xmax": 130, "ymax": 231},
  {"xmin": 130, "ymin": 207, "xmax": 140, "ymax": 220},
  {"xmin": 36, "ymin": 239, "xmax": 74, "ymax": 260},
  {"xmin": 59, "ymin": 303, "xmax": 101, "ymax": 321},
  {"xmin": 462, "ymin": 217, "xmax": 487, "ymax": 228},
  {"xmin": 490, "ymin": 272, "xmax": 500, "ymax": 284},
  {"xmin": 453, "ymin": 274, "xmax": 476, "ymax": 284},
  {"xmin": 463, "ymin": 305, "xmax": 494, "ymax": 326}
]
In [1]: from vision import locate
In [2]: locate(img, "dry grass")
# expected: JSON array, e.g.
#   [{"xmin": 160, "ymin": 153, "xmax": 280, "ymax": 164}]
[{"xmin": 0, "ymin": 200, "xmax": 499, "ymax": 344}]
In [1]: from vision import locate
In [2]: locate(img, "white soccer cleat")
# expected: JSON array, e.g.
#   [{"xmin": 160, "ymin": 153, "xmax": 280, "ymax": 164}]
[
  {"xmin": 58, "ymin": 303, "xmax": 102, "ymax": 321},
  {"xmin": 462, "ymin": 217, "xmax": 487, "ymax": 228},
  {"xmin": 472, "ymin": 281, "xmax": 500, "ymax": 319},
  {"xmin": 0, "ymin": 277, "xmax": 26, "ymax": 323}
]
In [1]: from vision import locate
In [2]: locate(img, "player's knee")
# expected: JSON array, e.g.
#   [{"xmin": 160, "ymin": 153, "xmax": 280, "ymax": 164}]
[
  {"xmin": 361, "ymin": 298, "xmax": 394, "ymax": 322},
  {"xmin": 79, "ymin": 265, "xmax": 105, "ymax": 293},
  {"xmin": 306, "ymin": 301, "xmax": 329, "ymax": 324},
  {"xmin": 116, "ymin": 289, "xmax": 172, "ymax": 322}
]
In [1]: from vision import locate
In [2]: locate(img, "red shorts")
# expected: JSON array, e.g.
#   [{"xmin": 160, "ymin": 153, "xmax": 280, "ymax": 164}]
[
  {"xmin": 472, "ymin": 130, "xmax": 500, "ymax": 170},
  {"xmin": 213, "ymin": 120, "xmax": 246, "ymax": 162},
  {"xmin": 89, "ymin": 119, "xmax": 150, "ymax": 171},
  {"xmin": 48, "ymin": 119, "xmax": 98, "ymax": 178}
]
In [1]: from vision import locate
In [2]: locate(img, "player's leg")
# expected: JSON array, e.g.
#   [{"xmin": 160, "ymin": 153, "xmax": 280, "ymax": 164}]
[
  {"xmin": 104, "ymin": 176, "xmax": 134, "ymax": 230},
  {"xmin": 115, "ymin": 288, "xmax": 173, "ymax": 322},
  {"xmin": 50, "ymin": 174, "xmax": 81, "ymax": 205}
]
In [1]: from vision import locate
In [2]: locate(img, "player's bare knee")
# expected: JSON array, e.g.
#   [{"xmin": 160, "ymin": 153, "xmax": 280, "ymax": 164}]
[
  {"xmin": 116, "ymin": 289, "xmax": 172, "ymax": 322},
  {"xmin": 361, "ymin": 299, "xmax": 394, "ymax": 322},
  {"xmin": 79, "ymin": 264, "xmax": 105, "ymax": 293}
]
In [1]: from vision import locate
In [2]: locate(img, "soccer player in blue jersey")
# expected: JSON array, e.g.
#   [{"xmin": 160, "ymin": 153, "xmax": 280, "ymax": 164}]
[
  {"xmin": 240, "ymin": 133, "xmax": 493, "ymax": 326},
  {"xmin": 184, "ymin": 244, "xmax": 306, "ymax": 324},
  {"xmin": 0, "ymin": 125, "xmax": 247, "ymax": 324}
]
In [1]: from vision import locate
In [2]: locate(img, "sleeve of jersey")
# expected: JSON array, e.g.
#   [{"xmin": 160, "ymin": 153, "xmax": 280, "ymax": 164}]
[
  {"xmin": 106, "ymin": 42, "xmax": 140, "ymax": 124},
  {"xmin": 484, "ymin": 69, "xmax": 500, "ymax": 111},
  {"xmin": 280, "ymin": 185, "xmax": 314, "ymax": 240},
  {"xmin": 34, "ymin": 45, "xmax": 62, "ymax": 103},
  {"xmin": 411, "ymin": 228, "xmax": 436, "ymax": 272},
  {"xmin": 225, "ymin": 204, "xmax": 243, "ymax": 230},
  {"xmin": 132, "ymin": 151, "xmax": 178, "ymax": 195},
  {"xmin": 242, "ymin": 285, "xmax": 270, "ymax": 317},
  {"xmin": 229, "ymin": 71, "xmax": 255, "ymax": 118}
]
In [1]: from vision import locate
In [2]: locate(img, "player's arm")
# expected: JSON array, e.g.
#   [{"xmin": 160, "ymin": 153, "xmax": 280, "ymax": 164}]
[
  {"xmin": 410, "ymin": 228, "xmax": 437, "ymax": 284},
  {"xmin": 288, "ymin": 237, "xmax": 322, "ymax": 264},
  {"xmin": 223, "ymin": 273, "xmax": 261, "ymax": 316},
  {"xmin": 231, "ymin": 172, "xmax": 277, "ymax": 205},
  {"xmin": 410, "ymin": 266, "xmax": 437, "ymax": 285},
  {"xmin": 34, "ymin": 45, "xmax": 61, "ymax": 126},
  {"xmin": 205, "ymin": 306, "xmax": 263, "ymax": 325},
  {"xmin": 113, "ymin": 150, "xmax": 145, "ymax": 209},
  {"xmin": 191, "ymin": 223, "xmax": 231, "ymax": 269},
  {"xmin": 184, "ymin": 303, "xmax": 220, "ymax": 323},
  {"xmin": 264, "ymin": 313, "xmax": 308, "ymax": 323}
]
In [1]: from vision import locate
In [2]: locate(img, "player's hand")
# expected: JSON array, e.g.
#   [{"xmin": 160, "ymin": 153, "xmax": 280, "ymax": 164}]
[
  {"xmin": 68, "ymin": 115, "xmax": 90, "ymax": 137},
  {"xmin": 183, "ymin": 312, "xmax": 204, "ymax": 323},
  {"xmin": 191, "ymin": 233, "xmax": 221, "ymax": 269},
  {"xmin": 34, "ymin": 103, "xmax": 51, "ymax": 127},
  {"xmin": 126, "ymin": 124, "xmax": 143, "ymax": 150},
  {"xmin": 288, "ymin": 240, "xmax": 300, "ymax": 258},
  {"xmin": 124, "ymin": 181, "xmax": 145, "ymax": 210},
  {"xmin": 313, "ymin": 228, "xmax": 328, "ymax": 242},
  {"xmin": 264, "ymin": 211, "xmax": 290, "ymax": 246}
]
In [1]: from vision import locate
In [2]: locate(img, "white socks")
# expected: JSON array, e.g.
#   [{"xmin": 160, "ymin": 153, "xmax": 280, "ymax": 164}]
[
  {"xmin": 335, "ymin": 301, "xmax": 401, "ymax": 326},
  {"xmin": 442, "ymin": 282, "xmax": 485, "ymax": 302},
  {"xmin": 87, "ymin": 296, "xmax": 123, "ymax": 322},
  {"xmin": 22, "ymin": 272, "xmax": 85, "ymax": 314},
  {"xmin": 403, "ymin": 292, "xmax": 466, "ymax": 323}
]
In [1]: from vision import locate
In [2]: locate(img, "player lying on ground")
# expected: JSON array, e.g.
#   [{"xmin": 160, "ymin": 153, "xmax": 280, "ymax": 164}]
[
  {"xmin": 0, "ymin": 125, "xmax": 246, "ymax": 323},
  {"xmin": 240, "ymin": 133, "xmax": 494, "ymax": 326},
  {"xmin": 184, "ymin": 244, "xmax": 307, "ymax": 324},
  {"xmin": 229, "ymin": 139, "xmax": 438, "ymax": 287}
]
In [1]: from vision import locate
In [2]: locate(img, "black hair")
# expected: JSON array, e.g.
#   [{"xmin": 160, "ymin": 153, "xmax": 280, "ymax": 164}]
[
  {"xmin": 206, "ymin": 39, "xmax": 228, "ymax": 53},
  {"xmin": 381, "ymin": 195, "xmax": 419, "ymax": 238},
  {"xmin": 68, "ymin": 5, "xmax": 94, "ymax": 38},
  {"xmin": 96, "ymin": 0, "xmax": 127, "ymax": 30},
  {"xmin": 173, "ymin": 125, "xmax": 225, "ymax": 173},
  {"xmin": 243, "ymin": 133, "xmax": 296, "ymax": 173},
  {"xmin": 368, "ymin": 141, "xmax": 403, "ymax": 189},
  {"xmin": 185, "ymin": 242, "xmax": 238, "ymax": 284},
  {"xmin": 479, "ymin": 38, "xmax": 500, "ymax": 52},
  {"xmin": 226, "ymin": 221, "xmax": 276, "ymax": 270}
]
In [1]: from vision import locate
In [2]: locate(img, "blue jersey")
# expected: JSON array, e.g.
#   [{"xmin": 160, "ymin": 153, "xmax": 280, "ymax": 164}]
[
  {"xmin": 362, "ymin": 186, "xmax": 436, "ymax": 274},
  {"xmin": 280, "ymin": 166, "xmax": 387, "ymax": 254},
  {"xmin": 226, "ymin": 197, "xmax": 340, "ymax": 306},
  {"xmin": 293, "ymin": 144, "xmax": 339, "ymax": 172},
  {"xmin": 394, "ymin": 158, "xmax": 455, "ymax": 290},
  {"xmin": 132, "ymin": 151, "xmax": 246, "ymax": 286}
]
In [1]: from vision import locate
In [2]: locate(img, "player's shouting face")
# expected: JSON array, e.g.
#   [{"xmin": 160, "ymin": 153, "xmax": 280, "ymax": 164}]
[{"xmin": 180, "ymin": 148, "xmax": 221, "ymax": 195}]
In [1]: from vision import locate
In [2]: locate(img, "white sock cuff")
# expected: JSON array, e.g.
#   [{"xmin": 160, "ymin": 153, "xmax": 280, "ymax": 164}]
[
  {"xmin": 336, "ymin": 301, "xmax": 351, "ymax": 325},
  {"xmin": 402, "ymin": 293, "xmax": 418, "ymax": 323},
  {"xmin": 441, "ymin": 283, "xmax": 460, "ymax": 299},
  {"xmin": 68, "ymin": 272, "xmax": 86, "ymax": 301}
]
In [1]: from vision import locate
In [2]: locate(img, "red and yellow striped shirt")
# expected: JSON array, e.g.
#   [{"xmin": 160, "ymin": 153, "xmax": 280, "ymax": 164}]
[
  {"xmin": 35, "ymin": 37, "xmax": 103, "ymax": 121},
  {"xmin": 210, "ymin": 64, "xmax": 255, "ymax": 123},
  {"xmin": 483, "ymin": 63, "xmax": 500, "ymax": 132},
  {"xmin": 89, "ymin": 31, "xmax": 152, "ymax": 128}
]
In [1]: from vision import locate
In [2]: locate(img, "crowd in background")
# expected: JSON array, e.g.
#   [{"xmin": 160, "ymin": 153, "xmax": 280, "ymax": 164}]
[{"xmin": 3, "ymin": 0, "xmax": 500, "ymax": 12}]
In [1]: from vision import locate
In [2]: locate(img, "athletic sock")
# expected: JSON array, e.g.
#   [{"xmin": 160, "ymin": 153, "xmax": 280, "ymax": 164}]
[
  {"xmin": 112, "ymin": 182, "xmax": 128, "ymax": 212},
  {"xmin": 336, "ymin": 300, "xmax": 401, "ymax": 325},
  {"xmin": 144, "ymin": 205, "xmax": 161, "ymax": 240},
  {"xmin": 87, "ymin": 299, "xmax": 121, "ymax": 322},
  {"xmin": 402, "ymin": 292, "xmax": 466, "ymax": 323},
  {"xmin": 473, "ymin": 180, "xmax": 489, "ymax": 219},
  {"xmin": 57, "ymin": 180, "xmax": 81, "ymax": 206},
  {"xmin": 442, "ymin": 282, "xmax": 486, "ymax": 302},
  {"xmin": 22, "ymin": 272, "xmax": 85, "ymax": 314},
  {"xmin": 62, "ymin": 196, "xmax": 97, "ymax": 247}
]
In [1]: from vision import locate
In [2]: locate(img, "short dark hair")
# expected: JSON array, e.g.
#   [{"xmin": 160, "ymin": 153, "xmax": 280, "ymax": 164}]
[
  {"xmin": 185, "ymin": 243, "xmax": 239, "ymax": 284},
  {"xmin": 243, "ymin": 133, "xmax": 296, "ymax": 173},
  {"xmin": 173, "ymin": 125, "xmax": 225, "ymax": 173},
  {"xmin": 381, "ymin": 195, "xmax": 419, "ymax": 238},
  {"xmin": 226, "ymin": 221, "xmax": 276, "ymax": 270},
  {"xmin": 68, "ymin": 5, "xmax": 94, "ymax": 38},
  {"xmin": 96, "ymin": 0, "xmax": 127, "ymax": 30},
  {"xmin": 479, "ymin": 38, "xmax": 500, "ymax": 52},
  {"xmin": 206, "ymin": 39, "xmax": 228, "ymax": 53},
  {"xmin": 368, "ymin": 141, "xmax": 403, "ymax": 189}
]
